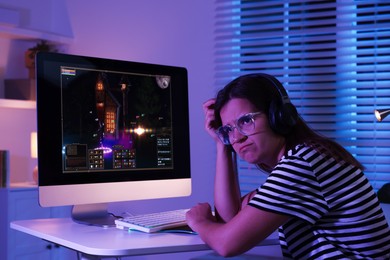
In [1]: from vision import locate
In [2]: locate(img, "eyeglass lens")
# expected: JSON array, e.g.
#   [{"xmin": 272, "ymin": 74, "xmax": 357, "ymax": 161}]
[{"xmin": 217, "ymin": 114, "xmax": 256, "ymax": 145}]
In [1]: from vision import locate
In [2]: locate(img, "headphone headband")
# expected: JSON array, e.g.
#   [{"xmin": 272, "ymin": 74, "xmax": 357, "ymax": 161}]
[
  {"xmin": 252, "ymin": 73, "xmax": 298, "ymax": 135},
  {"xmin": 255, "ymin": 73, "xmax": 291, "ymax": 104}
]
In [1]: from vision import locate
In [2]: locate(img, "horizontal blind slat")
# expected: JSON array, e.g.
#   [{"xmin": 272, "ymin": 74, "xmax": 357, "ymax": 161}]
[{"xmin": 215, "ymin": 1, "xmax": 390, "ymax": 193}]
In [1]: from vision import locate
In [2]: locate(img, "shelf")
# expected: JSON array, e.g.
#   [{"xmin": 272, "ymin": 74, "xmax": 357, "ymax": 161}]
[
  {"xmin": 0, "ymin": 24, "xmax": 73, "ymax": 45},
  {"xmin": 9, "ymin": 182, "xmax": 38, "ymax": 189},
  {"xmin": 0, "ymin": 98, "xmax": 36, "ymax": 109}
]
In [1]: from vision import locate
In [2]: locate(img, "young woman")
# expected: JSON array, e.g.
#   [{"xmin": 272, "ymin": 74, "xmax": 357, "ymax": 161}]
[{"xmin": 186, "ymin": 73, "xmax": 390, "ymax": 259}]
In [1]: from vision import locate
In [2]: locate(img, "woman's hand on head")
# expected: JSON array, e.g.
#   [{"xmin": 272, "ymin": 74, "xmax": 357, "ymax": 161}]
[{"xmin": 203, "ymin": 98, "xmax": 221, "ymax": 143}]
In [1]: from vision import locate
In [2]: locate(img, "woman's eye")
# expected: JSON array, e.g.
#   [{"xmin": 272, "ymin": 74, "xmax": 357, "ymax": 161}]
[{"xmin": 238, "ymin": 116, "xmax": 252, "ymax": 125}]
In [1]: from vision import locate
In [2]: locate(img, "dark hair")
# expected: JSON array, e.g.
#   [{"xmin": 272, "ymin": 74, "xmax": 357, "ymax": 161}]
[{"xmin": 214, "ymin": 73, "xmax": 364, "ymax": 170}]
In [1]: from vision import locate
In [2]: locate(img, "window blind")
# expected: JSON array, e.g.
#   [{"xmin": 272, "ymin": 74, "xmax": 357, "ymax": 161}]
[{"xmin": 214, "ymin": 0, "xmax": 390, "ymax": 194}]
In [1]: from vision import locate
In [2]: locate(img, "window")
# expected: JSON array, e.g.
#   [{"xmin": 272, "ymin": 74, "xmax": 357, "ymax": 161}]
[{"xmin": 215, "ymin": 0, "xmax": 390, "ymax": 194}]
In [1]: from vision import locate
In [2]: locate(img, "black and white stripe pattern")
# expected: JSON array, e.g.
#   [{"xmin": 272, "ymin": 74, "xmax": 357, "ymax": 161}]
[{"xmin": 249, "ymin": 145, "xmax": 390, "ymax": 259}]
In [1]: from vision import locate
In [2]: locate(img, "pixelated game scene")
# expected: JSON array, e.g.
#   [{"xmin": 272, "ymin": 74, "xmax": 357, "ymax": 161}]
[{"xmin": 60, "ymin": 67, "xmax": 173, "ymax": 173}]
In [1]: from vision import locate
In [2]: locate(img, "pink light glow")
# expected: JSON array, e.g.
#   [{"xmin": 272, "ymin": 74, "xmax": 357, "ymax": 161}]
[{"xmin": 95, "ymin": 146, "xmax": 112, "ymax": 154}]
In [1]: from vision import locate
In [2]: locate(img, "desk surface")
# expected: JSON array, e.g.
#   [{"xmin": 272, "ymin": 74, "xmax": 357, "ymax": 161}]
[{"xmin": 11, "ymin": 218, "xmax": 279, "ymax": 257}]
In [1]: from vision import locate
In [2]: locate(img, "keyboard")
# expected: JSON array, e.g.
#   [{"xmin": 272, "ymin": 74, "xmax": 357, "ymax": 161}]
[{"xmin": 115, "ymin": 209, "xmax": 189, "ymax": 233}]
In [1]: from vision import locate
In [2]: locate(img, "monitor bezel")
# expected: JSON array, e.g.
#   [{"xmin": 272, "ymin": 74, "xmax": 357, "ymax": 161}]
[{"xmin": 36, "ymin": 52, "xmax": 191, "ymax": 206}]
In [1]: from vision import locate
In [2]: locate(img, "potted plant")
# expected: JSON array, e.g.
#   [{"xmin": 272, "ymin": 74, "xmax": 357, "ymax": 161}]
[{"xmin": 25, "ymin": 40, "xmax": 57, "ymax": 79}]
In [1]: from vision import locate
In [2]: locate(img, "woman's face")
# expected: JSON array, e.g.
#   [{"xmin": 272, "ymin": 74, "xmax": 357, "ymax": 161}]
[{"xmin": 220, "ymin": 98, "xmax": 285, "ymax": 168}]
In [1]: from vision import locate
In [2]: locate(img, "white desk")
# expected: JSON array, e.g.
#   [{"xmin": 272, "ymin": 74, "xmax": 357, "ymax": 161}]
[{"xmin": 11, "ymin": 218, "xmax": 279, "ymax": 258}]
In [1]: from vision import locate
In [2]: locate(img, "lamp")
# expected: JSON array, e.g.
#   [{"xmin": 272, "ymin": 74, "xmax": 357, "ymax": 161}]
[
  {"xmin": 31, "ymin": 132, "xmax": 38, "ymax": 184},
  {"xmin": 374, "ymin": 108, "xmax": 390, "ymax": 122},
  {"xmin": 375, "ymin": 109, "xmax": 390, "ymax": 204}
]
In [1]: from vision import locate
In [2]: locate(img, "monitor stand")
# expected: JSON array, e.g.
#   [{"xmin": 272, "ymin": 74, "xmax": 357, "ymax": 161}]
[{"xmin": 71, "ymin": 203, "xmax": 117, "ymax": 227}]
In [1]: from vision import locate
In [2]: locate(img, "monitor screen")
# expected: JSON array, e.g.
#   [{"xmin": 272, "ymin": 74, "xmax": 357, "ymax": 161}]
[{"xmin": 36, "ymin": 52, "xmax": 191, "ymax": 226}]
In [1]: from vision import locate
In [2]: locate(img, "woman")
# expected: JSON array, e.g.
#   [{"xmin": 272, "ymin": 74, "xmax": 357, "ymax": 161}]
[{"xmin": 186, "ymin": 73, "xmax": 390, "ymax": 259}]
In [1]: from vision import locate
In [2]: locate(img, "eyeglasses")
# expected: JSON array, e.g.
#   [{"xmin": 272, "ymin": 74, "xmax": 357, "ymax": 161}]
[{"xmin": 216, "ymin": 112, "xmax": 262, "ymax": 145}]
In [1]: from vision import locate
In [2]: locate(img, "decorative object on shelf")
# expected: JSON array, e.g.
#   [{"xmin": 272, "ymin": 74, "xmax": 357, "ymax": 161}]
[
  {"xmin": 25, "ymin": 40, "xmax": 57, "ymax": 79},
  {"xmin": 0, "ymin": 150, "xmax": 10, "ymax": 187},
  {"xmin": 375, "ymin": 108, "xmax": 390, "ymax": 122},
  {"xmin": 31, "ymin": 132, "xmax": 38, "ymax": 184},
  {"xmin": 5, "ymin": 40, "xmax": 58, "ymax": 101},
  {"xmin": 4, "ymin": 79, "xmax": 36, "ymax": 100}
]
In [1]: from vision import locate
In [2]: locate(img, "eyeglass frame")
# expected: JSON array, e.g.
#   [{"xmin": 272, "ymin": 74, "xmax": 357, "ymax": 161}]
[{"xmin": 215, "ymin": 111, "xmax": 262, "ymax": 145}]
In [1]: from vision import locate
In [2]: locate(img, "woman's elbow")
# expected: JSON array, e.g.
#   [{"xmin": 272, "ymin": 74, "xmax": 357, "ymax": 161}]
[
  {"xmin": 218, "ymin": 250, "xmax": 240, "ymax": 258},
  {"xmin": 215, "ymin": 247, "xmax": 237, "ymax": 257},
  {"xmin": 213, "ymin": 241, "xmax": 248, "ymax": 257}
]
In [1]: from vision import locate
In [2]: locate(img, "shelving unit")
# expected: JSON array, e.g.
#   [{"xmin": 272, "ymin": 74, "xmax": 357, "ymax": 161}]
[
  {"xmin": 0, "ymin": 13, "xmax": 73, "ymax": 97},
  {"xmin": 0, "ymin": 24, "xmax": 73, "ymax": 44},
  {"xmin": 0, "ymin": 98, "xmax": 36, "ymax": 109},
  {"xmin": 0, "ymin": 5, "xmax": 74, "ymax": 259}
]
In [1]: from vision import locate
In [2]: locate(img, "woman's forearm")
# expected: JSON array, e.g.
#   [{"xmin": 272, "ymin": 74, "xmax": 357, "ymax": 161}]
[{"xmin": 213, "ymin": 143, "xmax": 242, "ymax": 222}]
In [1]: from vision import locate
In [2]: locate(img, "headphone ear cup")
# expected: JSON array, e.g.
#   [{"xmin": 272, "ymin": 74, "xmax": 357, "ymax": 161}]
[
  {"xmin": 268, "ymin": 100, "xmax": 279, "ymax": 133},
  {"xmin": 281, "ymin": 103, "xmax": 298, "ymax": 129},
  {"xmin": 268, "ymin": 100, "xmax": 298, "ymax": 135}
]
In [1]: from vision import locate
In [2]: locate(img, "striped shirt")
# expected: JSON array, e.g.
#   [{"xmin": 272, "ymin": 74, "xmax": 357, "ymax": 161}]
[{"xmin": 249, "ymin": 144, "xmax": 390, "ymax": 259}]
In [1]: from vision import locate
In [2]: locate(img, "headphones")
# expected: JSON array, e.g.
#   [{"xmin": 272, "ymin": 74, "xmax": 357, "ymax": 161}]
[{"xmin": 254, "ymin": 73, "xmax": 298, "ymax": 135}]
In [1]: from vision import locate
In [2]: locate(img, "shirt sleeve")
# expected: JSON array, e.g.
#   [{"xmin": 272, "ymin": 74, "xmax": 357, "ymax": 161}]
[{"xmin": 248, "ymin": 154, "xmax": 329, "ymax": 224}]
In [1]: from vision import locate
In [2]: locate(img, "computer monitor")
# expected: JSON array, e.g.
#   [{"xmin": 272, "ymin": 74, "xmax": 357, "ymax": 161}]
[{"xmin": 36, "ymin": 52, "xmax": 191, "ymax": 227}]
